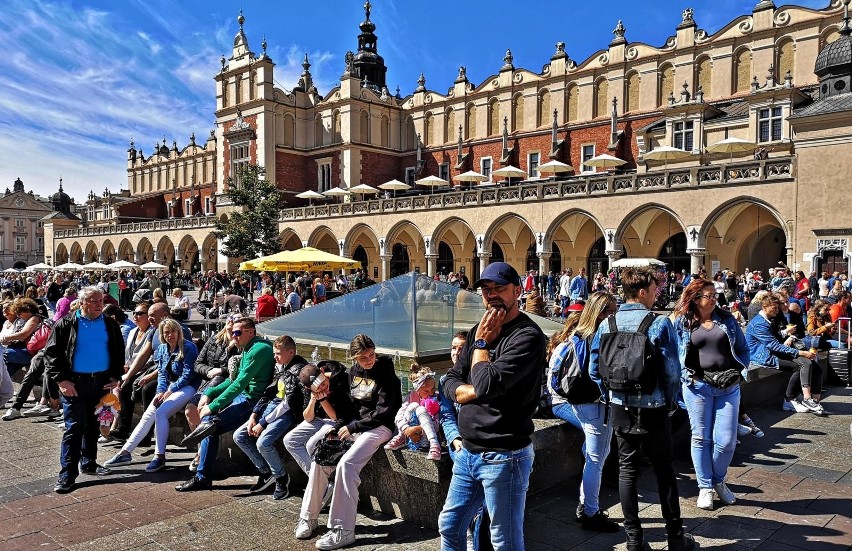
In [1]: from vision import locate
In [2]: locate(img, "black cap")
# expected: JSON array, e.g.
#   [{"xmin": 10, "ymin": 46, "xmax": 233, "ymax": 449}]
[{"xmin": 473, "ymin": 262, "xmax": 520, "ymax": 288}]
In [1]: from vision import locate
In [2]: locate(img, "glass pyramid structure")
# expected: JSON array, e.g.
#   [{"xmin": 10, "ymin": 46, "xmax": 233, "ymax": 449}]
[{"xmin": 257, "ymin": 272, "xmax": 565, "ymax": 361}]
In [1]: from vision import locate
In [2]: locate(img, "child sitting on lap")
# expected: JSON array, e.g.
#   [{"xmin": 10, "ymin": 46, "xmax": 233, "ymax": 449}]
[{"xmin": 385, "ymin": 363, "xmax": 442, "ymax": 460}]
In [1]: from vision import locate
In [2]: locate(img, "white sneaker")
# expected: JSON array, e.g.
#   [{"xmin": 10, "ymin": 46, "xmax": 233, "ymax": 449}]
[
  {"xmin": 714, "ymin": 482, "xmax": 736, "ymax": 505},
  {"xmin": 696, "ymin": 488, "xmax": 715, "ymax": 510},
  {"xmin": 737, "ymin": 423, "xmax": 751, "ymax": 436},
  {"xmin": 783, "ymin": 398, "xmax": 808, "ymax": 413},
  {"xmin": 2, "ymin": 408, "xmax": 22, "ymax": 421},
  {"xmin": 315, "ymin": 527, "xmax": 355, "ymax": 550},
  {"xmin": 23, "ymin": 404, "xmax": 52, "ymax": 417},
  {"xmin": 801, "ymin": 398, "xmax": 826, "ymax": 416},
  {"xmin": 294, "ymin": 518, "xmax": 318, "ymax": 539}
]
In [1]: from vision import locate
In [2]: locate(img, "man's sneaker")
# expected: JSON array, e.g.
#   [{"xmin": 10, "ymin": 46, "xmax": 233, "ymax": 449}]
[
  {"xmin": 104, "ymin": 451, "xmax": 133, "ymax": 466},
  {"xmin": 575, "ymin": 502, "xmax": 584, "ymax": 520},
  {"xmin": 294, "ymin": 518, "xmax": 318, "ymax": 539},
  {"xmin": 696, "ymin": 488, "xmax": 715, "ymax": 510},
  {"xmin": 315, "ymin": 527, "xmax": 355, "ymax": 550},
  {"xmin": 427, "ymin": 446, "xmax": 442, "ymax": 461},
  {"xmin": 578, "ymin": 510, "xmax": 620, "ymax": 533},
  {"xmin": 145, "ymin": 456, "xmax": 167, "ymax": 473},
  {"xmin": 273, "ymin": 474, "xmax": 290, "ymax": 500},
  {"xmin": 2, "ymin": 408, "xmax": 22, "ymax": 421},
  {"xmin": 801, "ymin": 398, "xmax": 826, "ymax": 416},
  {"xmin": 249, "ymin": 472, "xmax": 275, "ymax": 493},
  {"xmin": 80, "ymin": 464, "xmax": 111, "ymax": 476},
  {"xmin": 783, "ymin": 398, "xmax": 808, "ymax": 413},
  {"xmin": 737, "ymin": 423, "xmax": 752, "ymax": 436},
  {"xmin": 22, "ymin": 404, "xmax": 52, "ymax": 417},
  {"xmin": 54, "ymin": 478, "xmax": 75, "ymax": 494},
  {"xmin": 384, "ymin": 433, "xmax": 406, "ymax": 450},
  {"xmin": 714, "ymin": 481, "xmax": 736, "ymax": 505},
  {"xmin": 668, "ymin": 533, "xmax": 696, "ymax": 551},
  {"xmin": 98, "ymin": 435, "xmax": 114, "ymax": 444},
  {"xmin": 742, "ymin": 417, "xmax": 764, "ymax": 437},
  {"xmin": 320, "ymin": 482, "xmax": 334, "ymax": 510}
]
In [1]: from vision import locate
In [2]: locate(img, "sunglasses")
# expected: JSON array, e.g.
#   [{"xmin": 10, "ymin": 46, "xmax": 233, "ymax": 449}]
[
  {"xmin": 132, "ymin": 311, "xmax": 148, "ymax": 316},
  {"xmin": 697, "ymin": 294, "xmax": 718, "ymax": 301},
  {"xmin": 231, "ymin": 329, "xmax": 242, "ymax": 337}
]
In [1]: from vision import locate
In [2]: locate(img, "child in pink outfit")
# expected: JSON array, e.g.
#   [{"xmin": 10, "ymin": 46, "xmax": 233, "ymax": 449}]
[{"xmin": 385, "ymin": 364, "xmax": 442, "ymax": 460}]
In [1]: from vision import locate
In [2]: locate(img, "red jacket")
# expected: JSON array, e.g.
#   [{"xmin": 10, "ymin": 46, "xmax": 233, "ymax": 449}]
[{"xmin": 255, "ymin": 294, "xmax": 279, "ymax": 320}]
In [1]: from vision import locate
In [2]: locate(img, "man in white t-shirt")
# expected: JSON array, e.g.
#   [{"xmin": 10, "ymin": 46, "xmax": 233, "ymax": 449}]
[
  {"xmin": 817, "ymin": 272, "xmax": 831, "ymax": 298},
  {"xmin": 558, "ymin": 269, "xmax": 573, "ymax": 310}
]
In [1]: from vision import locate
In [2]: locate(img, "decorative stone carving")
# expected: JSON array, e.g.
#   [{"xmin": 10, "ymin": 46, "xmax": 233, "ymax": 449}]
[
  {"xmin": 455, "ymin": 66, "xmax": 467, "ymax": 83},
  {"xmin": 682, "ymin": 8, "xmax": 695, "ymax": 24},
  {"xmin": 774, "ymin": 10, "xmax": 791, "ymax": 26},
  {"xmin": 738, "ymin": 18, "xmax": 754, "ymax": 34},
  {"xmin": 551, "ymin": 41, "xmax": 568, "ymax": 60}
]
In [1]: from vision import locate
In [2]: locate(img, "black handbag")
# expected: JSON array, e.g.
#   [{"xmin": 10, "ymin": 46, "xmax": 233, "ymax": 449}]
[
  {"xmin": 311, "ymin": 432, "xmax": 352, "ymax": 466},
  {"xmin": 702, "ymin": 369, "xmax": 742, "ymax": 389}
]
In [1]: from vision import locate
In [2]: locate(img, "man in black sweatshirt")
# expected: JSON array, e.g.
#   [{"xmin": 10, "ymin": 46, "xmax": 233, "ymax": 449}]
[{"xmin": 440, "ymin": 262, "xmax": 546, "ymax": 551}]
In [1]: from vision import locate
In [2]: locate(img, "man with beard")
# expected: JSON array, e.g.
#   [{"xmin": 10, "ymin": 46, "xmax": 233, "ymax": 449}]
[{"xmin": 439, "ymin": 262, "xmax": 546, "ymax": 551}]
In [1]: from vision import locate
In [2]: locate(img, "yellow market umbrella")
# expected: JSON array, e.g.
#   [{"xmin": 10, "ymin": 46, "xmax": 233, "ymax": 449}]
[{"xmin": 255, "ymin": 247, "xmax": 362, "ymax": 272}]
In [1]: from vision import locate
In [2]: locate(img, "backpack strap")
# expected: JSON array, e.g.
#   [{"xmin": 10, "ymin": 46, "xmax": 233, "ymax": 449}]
[
  {"xmin": 636, "ymin": 312, "xmax": 657, "ymax": 335},
  {"xmin": 607, "ymin": 315, "xmax": 618, "ymax": 333}
]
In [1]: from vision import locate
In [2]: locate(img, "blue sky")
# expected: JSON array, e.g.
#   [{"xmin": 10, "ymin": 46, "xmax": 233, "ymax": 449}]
[{"xmin": 0, "ymin": 0, "xmax": 830, "ymax": 202}]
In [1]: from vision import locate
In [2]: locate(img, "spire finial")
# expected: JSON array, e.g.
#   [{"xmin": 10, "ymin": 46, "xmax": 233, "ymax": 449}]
[
  {"xmin": 59, "ymin": 176, "xmax": 63, "ymax": 192},
  {"xmin": 237, "ymin": 9, "xmax": 245, "ymax": 29},
  {"xmin": 303, "ymin": 52, "xmax": 310, "ymax": 70},
  {"xmin": 416, "ymin": 72, "xmax": 426, "ymax": 91},
  {"xmin": 261, "ymin": 35, "xmax": 267, "ymax": 54},
  {"xmin": 841, "ymin": 0, "xmax": 851, "ymax": 35},
  {"xmin": 364, "ymin": 0, "xmax": 371, "ymax": 20}
]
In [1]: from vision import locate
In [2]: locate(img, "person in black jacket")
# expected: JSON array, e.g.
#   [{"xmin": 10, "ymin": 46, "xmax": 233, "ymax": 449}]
[
  {"xmin": 439, "ymin": 262, "xmax": 546, "ymax": 551},
  {"xmin": 45, "ymin": 287, "xmax": 125, "ymax": 494},
  {"xmin": 294, "ymin": 334, "xmax": 401, "ymax": 550},
  {"xmin": 233, "ymin": 335, "xmax": 307, "ymax": 500}
]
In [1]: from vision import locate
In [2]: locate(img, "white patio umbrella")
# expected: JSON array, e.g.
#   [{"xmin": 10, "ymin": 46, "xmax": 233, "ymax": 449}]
[
  {"xmin": 584, "ymin": 153, "xmax": 627, "ymax": 171},
  {"xmin": 454, "ymin": 170, "xmax": 488, "ymax": 187},
  {"xmin": 323, "ymin": 187, "xmax": 352, "ymax": 203},
  {"xmin": 492, "ymin": 165, "xmax": 527, "ymax": 184},
  {"xmin": 2, "ymin": 267, "xmax": 20, "ymax": 274},
  {"xmin": 55, "ymin": 262, "xmax": 84, "ymax": 271},
  {"xmin": 25, "ymin": 262, "xmax": 53, "ymax": 271},
  {"xmin": 536, "ymin": 160, "xmax": 574, "ymax": 175},
  {"xmin": 140, "ymin": 261, "xmax": 168, "ymax": 270},
  {"xmin": 378, "ymin": 179, "xmax": 411, "ymax": 197},
  {"xmin": 415, "ymin": 175, "xmax": 449, "ymax": 193},
  {"xmin": 295, "ymin": 190, "xmax": 326, "ymax": 206},
  {"xmin": 82, "ymin": 261, "xmax": 109, "ymax": 271},
  {"xmin": 107, "ymin": 260, "xmax": 139, "ymax": 270},
  {"xmin": 643, "ymin": 146, "xmax": 692, "ymax": 168},
  {"xmin": 707, "ymin": 137, "xmax": 758, "ymax": 162},
  {"xmin": 349, "ymin": 184, "xmax": 380, "ymax": 197}
]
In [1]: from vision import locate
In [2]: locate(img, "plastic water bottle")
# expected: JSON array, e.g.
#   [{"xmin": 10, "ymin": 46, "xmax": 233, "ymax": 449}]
[{"xmin": 311, "ymin": 347, "xmax": 320, "ymax": 364}]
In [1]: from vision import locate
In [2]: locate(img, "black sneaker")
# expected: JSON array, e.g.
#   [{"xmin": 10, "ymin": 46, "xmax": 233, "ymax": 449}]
[
  {"xmin": 249, "ymin": 472, "xmax": 275, "ymax": 493},
  {"xmin": 80, "ymin": 464, "xmax": 111, "ymax": 476},
  {"xmin": 175, "ymin": 475, "xmax": 212, "ymax": 492},
  {"xmin": 53, "ymin": 479, "xmax": 75, "ymax": 494},
  {"xmin": 273, "ymin": 474, "xmax": 290, "ymax": 500},
  {"xmin": 668, "ymin": 533, "xmax": 696, "ymax": 551},
  {"xmin": 579, "ymin": 510, "xmax": 620, "ymax": 533}
]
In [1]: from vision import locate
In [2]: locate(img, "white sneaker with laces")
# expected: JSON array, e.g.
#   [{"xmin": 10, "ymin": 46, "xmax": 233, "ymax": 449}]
[
  {"xmin": 783, "ymin": 398, "xmax": 808, "ymax": 413},
  {"xmin": 315, "ymin": 527, "xmax": 355, "ymax": 550},
  {"xmin": 23, "ymin": 404, "xmax": 52, "ymax": 417},
  {"xmin": 2, "ymin": 408, "xmax": 22, "ymax": 421},
  {"xmin": 801, "ymin": 398, "xmax": 826, "ymax": 416},
  {"xmin": 737, "ymin": 423, "xmax": 751, "ymax": 436},
  {"xmin": 294, "ymin": 518, "xmax": 318, "ymax": 540},
  {"xmin": 696, "ymin": 488, "xmax": 715, "ymax": 510},
  {"xmin": 714, "ymin": 482, "xmax": 736, "ymax": 505}
]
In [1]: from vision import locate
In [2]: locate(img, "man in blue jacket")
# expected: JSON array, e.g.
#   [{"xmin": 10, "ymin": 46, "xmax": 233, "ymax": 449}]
[{"xmin": 589, "ymin": 269, "xmax": 694, "ymax": 551}]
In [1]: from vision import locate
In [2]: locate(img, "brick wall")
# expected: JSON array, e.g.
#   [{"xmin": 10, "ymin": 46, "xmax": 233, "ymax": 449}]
[
  {"xmin": 360, "ymin": 150, "xmax": 401, "ymax": 185},
  {"xmin": 275, "ymin": 152, "xmax": 311, "ymax": 194}
]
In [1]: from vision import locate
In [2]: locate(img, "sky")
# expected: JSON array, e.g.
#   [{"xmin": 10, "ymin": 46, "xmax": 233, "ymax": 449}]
[{"xmin": 0, "ymin": 0, "xmax": 831, "ymax": 203}]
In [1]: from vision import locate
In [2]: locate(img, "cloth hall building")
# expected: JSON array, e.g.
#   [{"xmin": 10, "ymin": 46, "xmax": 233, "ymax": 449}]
[{"xmin": 44, "ymin": 1, "xmax": 852, "ymax": 281}]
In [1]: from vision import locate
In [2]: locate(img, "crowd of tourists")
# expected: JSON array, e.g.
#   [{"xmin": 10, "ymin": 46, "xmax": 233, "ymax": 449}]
[{"xmin": 0, "ymin": 258, "xmax": 847, "ymax": 551}]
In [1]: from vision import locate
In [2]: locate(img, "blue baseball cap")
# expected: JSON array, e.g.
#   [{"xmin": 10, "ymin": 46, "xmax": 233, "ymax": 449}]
[{"xmin": 473, "ymin": 262, "xmax": 521, "ymax": 288}]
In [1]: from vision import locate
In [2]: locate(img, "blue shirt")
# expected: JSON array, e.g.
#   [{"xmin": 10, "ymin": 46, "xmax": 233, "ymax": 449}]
[
  {"xmin": 72, "ymin": 312, "xmax": 110, "ymax": 374},
  {"xmin": 156, "ymin": 341, "xmax": 200, "ymax": 394}
]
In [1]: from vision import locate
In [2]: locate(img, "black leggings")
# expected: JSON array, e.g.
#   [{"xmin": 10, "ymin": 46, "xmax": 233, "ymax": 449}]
[
  {"xmin": 778, "ymin": 357, "xmax": 822, "ymax": 400},
  {"xmin": 11, "ymin": 354, "xmax": 59, "ymax": 410}
]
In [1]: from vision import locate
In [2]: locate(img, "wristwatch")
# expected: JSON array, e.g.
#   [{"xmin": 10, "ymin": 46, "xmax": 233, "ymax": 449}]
[{"xmin": 473, "ymin": 338, "xmax": 489, "ymax": 350}]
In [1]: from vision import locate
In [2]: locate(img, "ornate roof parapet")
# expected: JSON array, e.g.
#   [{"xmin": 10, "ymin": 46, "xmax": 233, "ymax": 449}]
[{"xmin": 610, "ymin": 20, "xmax": 627, "ymax": 47}]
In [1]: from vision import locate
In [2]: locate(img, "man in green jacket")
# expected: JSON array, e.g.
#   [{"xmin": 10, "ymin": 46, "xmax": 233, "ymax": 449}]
[{"xmin": 176, "ymin": 318, "xmax": 274, "ymax": 491}]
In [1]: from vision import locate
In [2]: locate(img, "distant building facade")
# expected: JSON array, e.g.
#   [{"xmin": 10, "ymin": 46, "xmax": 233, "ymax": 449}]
[{"xmin": 45, "ymin": 1, "xmax": 852, "ymax": 280}]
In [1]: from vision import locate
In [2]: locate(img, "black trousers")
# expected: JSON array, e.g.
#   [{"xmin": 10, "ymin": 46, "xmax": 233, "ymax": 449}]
[
  {"xmin": 59, "ymin": 372, "xmax": 111, "ymax": 482},
  {"xmin": 611, "ymin": 405, "xmax": 684, "ymax": 546},
  {"xmin": 11, "ymin": 353, "xmax": 58, "ymax": 410},
  {"xmin": 114, "ymin": 371, "xmax": 156, "ymax": 439},
  {"xmin": 778, "ymin": 357, "xmax": 822, "ymax": 399}
]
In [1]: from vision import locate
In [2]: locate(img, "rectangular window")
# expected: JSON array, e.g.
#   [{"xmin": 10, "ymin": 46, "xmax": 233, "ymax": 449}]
[
  {"xmin": 758, "ymin": 107, "xmax": 783, "ymax": 143},
  {"xmin": 438, "ymin": 162, "xmax": 450, "ymax": 182},
  {"xmin": 528, "ymin": 152, "xmax": 540, "ymax": 178},
  {"xmin": 581, "ymin": 144, "xmax": 596, "ymax": 173},
  {"xmin": 673, "ymin": 121, "xmax": 694, "ymax": 151},
  {"xmin": 15, "ymin": 236, "xmax": 25, "ymax": 252},
  {"xmin": 229, "ymin": 142, "xmax": 250, "ymax": 188},
  {"xmin": 37, "ymin": 237, "xmax": 44, "ymax": 251},
  {"xmin": 205, "ymin": 196, "xmax": 212, "ymax": 214},
  {"xmin": 102, "ymin": 206, "xmax": 109, "ymax": 219},
  {"xmin": 405, "ymin": 167, "xmax": 416, "ymax": 186},
  {"xmin": 317, "ymin": 162, "xmax": 332, "ymax": 192},
  {"xmin": 15, "ymin": 218, "xmax": 24, "ymax": 228},
  {"xmin": 184, "ymin": 199, "xmax": 192, "ymax": 217},
  {"xmin": 481, "ymin": 157, "xmax": 492, "ymax": 182}
]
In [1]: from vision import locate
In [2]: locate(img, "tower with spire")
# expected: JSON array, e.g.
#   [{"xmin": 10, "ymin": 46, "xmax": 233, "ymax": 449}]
[{"xmin": 351, "ymin": 1, "xmax": 388, "ymax": 91}]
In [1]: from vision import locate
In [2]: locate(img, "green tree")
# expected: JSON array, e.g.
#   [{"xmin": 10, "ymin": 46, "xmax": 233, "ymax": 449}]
[{"xmin": 214, "ymin": 165, "xmax": 284, "ymax": 261}]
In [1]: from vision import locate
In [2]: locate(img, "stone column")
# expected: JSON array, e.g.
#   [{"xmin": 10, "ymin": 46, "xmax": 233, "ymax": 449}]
[
  {"xmin": 478, "ymin": 252, "xmax": 491, "ymax": 271},
  {"xmin": 687, "ymin": 248, "xmax": 706, "ymax": 275},
  {"xmin": 606, "ymin": 250, "xmax": 622, "ymax": 263},
  {"xmin": 537, "ymin": 252, "xmax": 551, "ymax": 280},
  {"xmin": 785, "ymin": 246, "xmax": 794, "ymax": 271},
  {"xmin": 380, "ymin": 254, "xmax": 391, "ymax": 282},
  {"xmin": 426, "ymin": 254, "xmax": 438, "ymax": 278}
]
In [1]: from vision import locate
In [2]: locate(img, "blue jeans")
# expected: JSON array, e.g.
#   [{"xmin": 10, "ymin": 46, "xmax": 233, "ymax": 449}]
[
  {"xmin": 4, "ymin": 347, "xmax": 33, "ymax": 376},
  {"xmin": 233, "ymin": 402, "xmax": 295, "ymax": 478},
  {"xmin": 447, "ymin": 445, "xmax": 484, "ymax": 551},
  {"xmin": 58, "ymin": 372, "xmax": 112, "ymax": 482},
  {"xmin": 196, "ymin": 400, "xmax": 255, "ymax": 480},
  {"xmin": 551, "ymin": 402, "xmax": 582, "ymax": 431},
  {"xmin": 570, "ymin": 401, "xmax": 613, "ymax": 516},
  {"xmin": 682, "ymin": 379, "xmax": 740, "ymax": 488},
  {"xmin": 439, "ymin": 443, "xmax": 534, "ymax": 551}
]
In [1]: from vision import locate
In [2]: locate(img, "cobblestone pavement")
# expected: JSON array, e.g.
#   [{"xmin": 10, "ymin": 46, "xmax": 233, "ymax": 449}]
[{"xmin": 0, "ymin": 383, "xmax": 849, "ymax": 550}]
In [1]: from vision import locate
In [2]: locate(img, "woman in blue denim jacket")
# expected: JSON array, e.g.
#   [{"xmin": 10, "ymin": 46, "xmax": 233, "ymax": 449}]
[{"xmin": 673, "ymin": 279, "xmax": 749, "ymax": 511}]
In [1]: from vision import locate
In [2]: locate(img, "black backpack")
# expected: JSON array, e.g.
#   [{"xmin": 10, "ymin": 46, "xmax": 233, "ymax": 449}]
[
  {"xmin": 554, "ymin": 338, "xmax": 602, "ymax": 404},
  {"xmin": 598, "ymin": 312, "xmax": 658, "ymax": 395}
]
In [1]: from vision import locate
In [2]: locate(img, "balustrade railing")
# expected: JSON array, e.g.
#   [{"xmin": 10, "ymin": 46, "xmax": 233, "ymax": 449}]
[{"xmin": 55, "ymin": 215, "xmax": 217, "ymax": 239}]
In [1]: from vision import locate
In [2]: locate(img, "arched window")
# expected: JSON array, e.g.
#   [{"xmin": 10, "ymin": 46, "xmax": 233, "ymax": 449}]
[
  {"xmin": 359, "ymin": 110, "xmax": 370, "ymax": 143},
  {"xmin": 465, "ymin": 103, "xmax": 477, "ymax": 140},
  {"xmin": 390, "ymin": 243, "xmax": 409, "ymax": 277},
  {"xmin": 488, "ymin": 98, "xmax": 500, "ymax": 136},
  {"xmin": 491, "ymin": 242, "xmax": 505, "ymax": 263},
  {"xmin": 282, "ymin": 114, "xmax": 295, "ymax": 147},
  {"xmin": 734, "ymin": 49, "xmax": 752, "ymax": 93},
  {"xmin": 566, "ymin": 84, "xmax": 578, "ymax": 122},
  {"xmin": 404, "ymin": 116, "xmax": 417, "ymax": 150},
  {"xmin": 380, "ymin": 114, "xmax": 389, "ymax": 147},
  {"xmin": 425, "ymin": 112, "xmax": 435, "ymax": 146},
  {"xmin": 353, "ymin": 245, "xmax": 368, "ymax": 270},
  {"xmin": 537, "ymin": 90, "xmax": 551, "ymax": 127},
  {"xmin": 624, "ymin": 72, "xmax": 640, "ymax": 113},
  {"xmin": 438, "ymin": 242, "xmax": 454, "ymax": 275},
  {"xmin": 695, "ymin": 57, "xmax": 712, "ymax": 99},
  {"xmin": 594, "ymin": 78, "xmax": 608, "ymax": 118},
  {"xmin": 777, "ymin": 40, "xmax": 795, "ymax": 82},
  {"xmin": 445, "ymin": 108, "xmax": 456, "ymax": 143},
  {"xmin": 512, "ymin": 94, "xmax": 524, "ymax": 132},
  {"xmin": 314, "ymin": 115, "xmax": 324, "ymax": 147},
  {"xmin": 659, "ymin": 64, "xmax": 674, "ymax": 106}
]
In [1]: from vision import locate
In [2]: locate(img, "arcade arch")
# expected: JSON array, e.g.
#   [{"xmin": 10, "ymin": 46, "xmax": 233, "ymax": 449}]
[
  {"xmin": 484, "ymin": 214, "xmax": 536, "ymax": 272},
  {"xmin": 84, "ymin": 241, "xmax": 99, "ymax": 263},
  {"xmin": 201, "ymin": 234, "xmax": 219, "ymax": 272},
  {"xmin": 156, "ymin": 236, "xmax": 175, "ymax": 268},
  {"xmin": 308, "ymin": 226, "xmax": 339, "ymax": 254},
  {"xmin": 701, "ymin": 199, "xmax": 787, "ymax": 273},
  {"xmin": 432, "ymin": 217, "xmax": 476, "ymax": 279},
  {"xmin": 117, "ymin": 239, "xmax": 134, "ymax": 263},
  {"xmin": 386, "ymin": 221, "xmax": 425, "ymax": 277},
  {"xmin": 279, "ymin": 229, "xmax": 302, "ymax": 251},
  {"xmin": 617, "ymin": 205, "xmax": 687, "ymax": 265},
  {"xmin": 137, "ymin": 238, "xmax": 154, "ymax": 265},
  {"xmin": 546, "ymin": 210, "xmax": 605, "ymax": 274},
  {"xmin": 177, "ymin": 235, "xmax": 199, "ymax": 272},
  {"xmin": 55, "ymin": 243, "xmax": 69, "ymax": 265},
  {"xmin": 101, "ymin": 240, "xmax": 116, "ymax": 265},
  {"xmin": 345, "ymin": 224, "xmax": 380, "ymax": 275}
]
